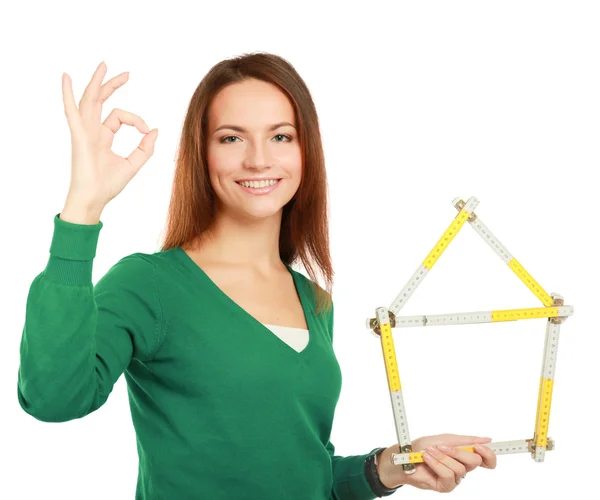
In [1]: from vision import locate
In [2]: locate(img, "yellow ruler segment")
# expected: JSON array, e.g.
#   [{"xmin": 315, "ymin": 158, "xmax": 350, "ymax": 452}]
[
  {"xmin": 491, "ymin": 307, "xmax": 560, "ymax": 322},
  {"xmin": 508, "ymin": 258, "xmax": 554, "ymax": 307},
  {"xmin": 423, "ymin": 208, "xmax": 471, "ymax": 270},
  {"xmin": 405, "ymin": 446, "xmax": 479, "ymax": 464},
  {"xmin": 533, "ymin": 375, "xmax": 544, "ymax": 443},
  {"xmin": 380, "ymin": 321, "xmax": 402, "ymax": 392},
  {"xmin": 534, "ymin": 377, "xmax": 554, "ymax": 448},
  {"xmin": 407, "ymin": 451, "xmax": 426, "ymax": 464}
]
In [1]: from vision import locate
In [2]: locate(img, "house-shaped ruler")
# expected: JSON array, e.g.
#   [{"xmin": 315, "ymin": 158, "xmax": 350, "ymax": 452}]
[{"xmin": 365, "ymin": 196, "xmax": 573, "ymax": 475}]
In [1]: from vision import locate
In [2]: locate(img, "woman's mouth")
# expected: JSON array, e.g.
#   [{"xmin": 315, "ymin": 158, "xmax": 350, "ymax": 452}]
[{"xmin": 235, "ymin": 179, "xmax": 282, "ymax": 195}]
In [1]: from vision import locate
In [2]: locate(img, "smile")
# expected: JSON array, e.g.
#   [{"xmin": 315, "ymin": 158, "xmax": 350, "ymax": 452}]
[{"xmin": 235, "ymin": 179, "xmax": 282, "ymax": 195}]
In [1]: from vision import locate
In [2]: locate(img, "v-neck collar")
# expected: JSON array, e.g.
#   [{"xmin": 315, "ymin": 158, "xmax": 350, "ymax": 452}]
[{"xmin": 173, "ymin": 246, "xmax": 315, "ymax": 355}]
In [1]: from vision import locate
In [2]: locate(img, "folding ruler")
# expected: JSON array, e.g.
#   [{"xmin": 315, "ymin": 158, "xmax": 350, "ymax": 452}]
[{"xmin": 365, "ymin": 196, "xmax": 574, "ymax": 474}]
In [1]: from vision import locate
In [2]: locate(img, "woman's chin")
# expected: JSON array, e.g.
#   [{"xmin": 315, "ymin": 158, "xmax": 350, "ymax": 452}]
[{"xmin": 242, "ymin": 206, "xmax": 283, "ymax": 220}]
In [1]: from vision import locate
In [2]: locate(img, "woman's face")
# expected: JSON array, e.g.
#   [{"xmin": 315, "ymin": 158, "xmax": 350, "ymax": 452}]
[{"xmin": 206, "ymin": 78, "xmax": 302, "ymax": 221}]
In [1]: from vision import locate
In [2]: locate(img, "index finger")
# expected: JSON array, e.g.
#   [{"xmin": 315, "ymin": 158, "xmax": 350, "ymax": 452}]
[{"xmin": 125, "ymin": 128, "xmax": 158, "ymax": 174}]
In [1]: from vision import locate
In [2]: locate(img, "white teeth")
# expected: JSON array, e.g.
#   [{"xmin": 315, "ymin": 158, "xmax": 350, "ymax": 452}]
[{"xmin": 238, "ymin": 179, "xmax": 279, "ymax": 188}]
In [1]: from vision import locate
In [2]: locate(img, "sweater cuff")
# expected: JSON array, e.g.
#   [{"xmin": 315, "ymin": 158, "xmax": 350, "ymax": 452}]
[
  {"xmin": 364, "ymin": 447, "xmax": 399, "ymax": 498},
  {"xmin": 49, "ymin": 212, "xmax": 103, "ymax": 260},
  {"xmin": 43, "ymin": 213, "xmax": 104, "ymax": 285},
  {"xmin": 335, "ymin": 449, "xmax": 398, "ymax": 499}
]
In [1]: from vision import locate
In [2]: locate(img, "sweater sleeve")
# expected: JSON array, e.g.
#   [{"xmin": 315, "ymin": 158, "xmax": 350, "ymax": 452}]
[
  {"xmin": 326, "ymin": 300, "xmax": 399, "ymax": 499},
  {"xmin": 17, "ymin": 213, "xmax": 166, "ymax": 423}
]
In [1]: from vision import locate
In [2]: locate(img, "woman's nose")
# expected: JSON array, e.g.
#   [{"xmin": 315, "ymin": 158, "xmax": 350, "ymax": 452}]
[{"xmin": 244, "ymin": 140, "xmax": 272, "ymax": 168}]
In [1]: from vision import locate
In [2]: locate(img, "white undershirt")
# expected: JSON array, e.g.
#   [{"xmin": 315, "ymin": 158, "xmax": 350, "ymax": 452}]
[{"xmin": 263, "ymin": 324, "xmax": 309, "ymax": 353}]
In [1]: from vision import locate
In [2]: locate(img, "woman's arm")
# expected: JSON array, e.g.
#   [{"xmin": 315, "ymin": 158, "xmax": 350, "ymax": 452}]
[{"xmin": 17, "ymin": 213, "xmax": 166, "ymax": 422}]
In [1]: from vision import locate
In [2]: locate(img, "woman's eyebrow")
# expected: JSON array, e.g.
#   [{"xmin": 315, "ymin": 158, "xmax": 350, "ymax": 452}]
[{"xmin": 214, "ymin": 121, "xmax": 296, "ymax": 133}]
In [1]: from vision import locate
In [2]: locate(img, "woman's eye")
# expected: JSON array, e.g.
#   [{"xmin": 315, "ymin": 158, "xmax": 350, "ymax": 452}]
[
  {"xmin": 220, "ymin": 134, "xmax": 292, "ymax": 144},
  {"xmin": 221, "ymin": 136, "xmax": 238, "ymax": 143}
]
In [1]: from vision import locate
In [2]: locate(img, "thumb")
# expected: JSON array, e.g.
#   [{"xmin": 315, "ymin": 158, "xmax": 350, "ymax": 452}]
[
  {"xmin": 445, "ymin": 435, "xmax": 493, "ymax": 446},
  {"xmin": 470, "ymin": 437, "xmax": 493, "ymax": 445}
]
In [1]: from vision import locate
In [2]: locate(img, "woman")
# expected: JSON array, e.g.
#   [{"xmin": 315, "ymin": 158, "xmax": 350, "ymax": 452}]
[{"xmin": 17, "ymin": 53, "xmax": 497, "ymax": 499}]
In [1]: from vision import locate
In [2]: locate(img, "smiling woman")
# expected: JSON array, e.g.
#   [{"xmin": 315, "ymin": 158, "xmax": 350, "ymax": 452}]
[
  {"xmin": 162, "ymin": 54, "xmax": 334, "ymax": 317},
  {"xmin": 202, "ymin": 78, "xmax": 303, "ymax": 222},
  {"xmin": 17, "ymin": 52, "xmax": 380, "ymax": 500},
  {"xmin": 17, "ymin": 51, "xmax": 495, "ymax": 500}
]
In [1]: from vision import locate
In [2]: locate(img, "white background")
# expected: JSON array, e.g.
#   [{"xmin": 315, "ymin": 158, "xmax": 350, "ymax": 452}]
[{"xmin": 2, "ymin": 1, "xmax": 597, "ymax": 498}]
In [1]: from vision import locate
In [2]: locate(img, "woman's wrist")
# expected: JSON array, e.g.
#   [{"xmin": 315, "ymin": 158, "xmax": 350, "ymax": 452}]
[{"xmin": 376, "ymin": 446, "xmax": 407, "ymax": 488}]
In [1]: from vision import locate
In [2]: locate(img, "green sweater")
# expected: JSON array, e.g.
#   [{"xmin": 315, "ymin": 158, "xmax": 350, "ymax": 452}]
[{"xmin": 17, "ymin": 214, "xmax": 398, "ymax": 499}]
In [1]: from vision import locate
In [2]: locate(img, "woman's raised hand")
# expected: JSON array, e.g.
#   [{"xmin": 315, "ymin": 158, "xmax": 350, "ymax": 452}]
[{"xmin": 61, "ymin": 61, "xmax": 158, "ymax": 218}]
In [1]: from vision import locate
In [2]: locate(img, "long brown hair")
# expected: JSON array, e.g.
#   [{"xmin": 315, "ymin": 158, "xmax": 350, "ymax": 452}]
[{"xmin": 159, "ymin": 52, "xmax": 333, "ymax": 316}]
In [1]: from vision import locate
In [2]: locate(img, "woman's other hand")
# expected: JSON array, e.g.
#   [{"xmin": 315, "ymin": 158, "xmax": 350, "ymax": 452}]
[{"xmin": 377, "ymin": 433, "xmax": 497, "ymax": 493}]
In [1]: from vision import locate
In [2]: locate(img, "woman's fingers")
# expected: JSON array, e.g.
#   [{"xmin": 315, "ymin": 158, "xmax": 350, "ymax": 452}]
[
  {"xmin": 63, "ymin": 62, "xmax": 130, "ymax": 131},
  {"xmin": 125, "ymin": 128, "xmax": 158, "ymax": 175},
  {"xmin": 61, "ymin": 73, "xmax": 81, "ymax": 132},
  {"xmin": 424, "ymin": 446, "xmax": 467, "ymax": 491},
  {"xmin": 473, "ymin": 444, "xmax": 497, "ymax": 469},
  {"xmin": 103, "ymin": 108, "xmax": 151, "ymax": 136},
  {"xmin": 98, "ymin": 72, "xmax": 130, "ymax": 105},
  {"xmin": 438, "ymin": 435, "xmax": 496, "ymax": 470},
  {"xmin": 448, "ymin": 435, "xmax": 492, "ymax": 445},
  {"xmin": 79, "ymin": 61, "xmax": 108, "ymax": 124},
  {"xmin": 439, "ymin": 445, "xmax": 483, "ymax": 472}
]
